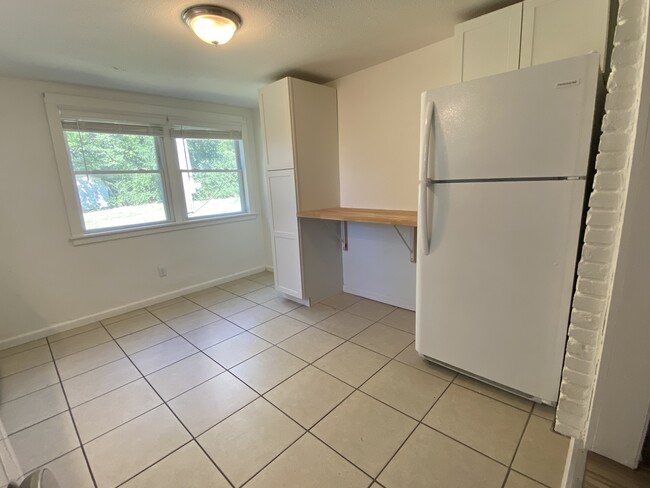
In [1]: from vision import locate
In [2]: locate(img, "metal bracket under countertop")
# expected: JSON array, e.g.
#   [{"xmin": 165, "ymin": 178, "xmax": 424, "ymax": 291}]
[
  {"xmin": 340, "ymin": 221, "xmax": 417, "ymax": 263},
  {"xmin": 393, "ymin": 225, "xmax": 417, "ymax": 263}
]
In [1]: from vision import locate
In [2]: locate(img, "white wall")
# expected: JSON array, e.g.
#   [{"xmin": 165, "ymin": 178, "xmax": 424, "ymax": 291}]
[
  {"xmin": 328, "ymin": 38, "xmax": 454, "ymax": 308},
  {"xmin": 0, "ymin": 76, "xmax": 267, "ymax": 347}
]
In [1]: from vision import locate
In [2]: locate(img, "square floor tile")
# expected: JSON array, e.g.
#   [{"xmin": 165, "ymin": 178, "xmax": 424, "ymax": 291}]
[
  {"xmin": 9, "ymin": 412, "xmax": 79, "ymax": 473},
  {"xmin": 56, "ymin": 341, "xmax": 124, "ymax": 380},
  {"xmin": 129, "ymin": 336, "xmax": 198, "ymax": 376},
  {"xmin": 379, "ymin": 308, "xmax": 415, "ymax": 334},
  {"xmin": 49, "ymin": 327, "xmax": 112, "ymax": 359},
  {"xmin": 243, "ymin": 287, "xmax": 280, "ymax": 304},
  {"xmin": 265, "ymin": 366, "xmax": 353, "ymax": 428},
  {"xmin": 314, "ymin": 342, "xmax": 389, "ymax": 387},
  {"xmin": 319, "ymin": 292, "xmax": 363, "ymax": 310},
  {"xmin": 277, "ymin": 327, "xmax": 344, "ymax": 362},
  {"xmin": 378, "ymin": 424, "xmax": 507, "ymax": 488},
  {"xmin": 247, "ymin": 271, "xmax": 275, "ymax": 286},
  {"xmin": 245, "ymin": 433, "xmax": 371, "ymax": 488},
  {"xmin": 313, "ymin": 391, "xmax": 416, "ymax": 476},
  {"xmin": 165, "ymin": 309, "xmax": 221, "ymax": 335},
  {"xmin": 314, "ymin": 311, "xmax": 373, "ymax": 339},
  {"xmin": 122, "ymin": 442, "xmax": 230, "ymax": 488},
  {"xmin": 454, "ymin": 374, "xmax": 533, "ymax": 412},
  {"xmin": 63, "ymin": 357, "xmax": 141, "ymax": 407},
  {"xmin": 533, "ymin": 403, "xmax": 556, "ymax": 420},
  {"xmin": 0, "ymin": 384, "xmax": 67, "ymax": 435},
  {"xmin": 0, "ymin": 363, "xmax": 59, "ymax": 404},
  {"xmin": 0, "ymin": 339, "xmax": 47, "ymax": 360},
  {"xmin": 188, "ymin": 288, "xmax": 236, "ymax": 308},
  {"xmin": 287, "ymin": 304, "xmax": 337, "ymax": 325},
  {"xmin": 231, "ymin": 347, "xmax": 307, "ymax": 393},
  {"xmin": 73, "ymin": 378, "xmax": 162, "ymax": 443},
  {"xmin": 219, "ymin": 278, "xmax": 265, "ymax": 296},
  {"xmin": 208, "ymin": 297, "xmax": 257, "ymax": 317},
  {"xmin": 361, "ymin": 361, "xmax": 449, "ymax": 419},
  {"xmin": 101, "ymin": 308, "xmax": 148, "ymax": 326},
  {"xmin": 149, "ymin": 299, "xmax": 201, "ymax": 322},
  {"xmin": 345, "ymin": 298, "xmax": 395, "ymax": 321},
  {"xmin": 183, "ymin": 320, "xmax": 243, "ymax": 349},
  {"xmin": 350, "ymin": 323, "xmax": 414, "ymax": 357},
  {"xmin": 168, "ymin": 372, "xmax": 258, "ymax": 436},
  {"xmin": 228, "ymin": 305, "xmax": 280, "ymax": 329},
  {"xmin": 504, "ymin": 471, "xmax": 547, "ymax": 488},
  {"xmin": 263, "ymin": 297, "xmax": 301, "ymax": 314},
  {"xmin": 0, "ymin": 346, "xmax": 51, "ymax": 378},
  {"xmin": 104, "ymin": 312, "xmax": 161, "ymax": 339},
  {"xmin": 249, "ymin": 316, "xmax": 309, "ymax": 344},
  {"xmin": 203, "ymin": 332, "xmax": 272, "ymax": 369},
  {"xmin": 147, "ymin": 353, "xmax": 224, "ymax": 401},
  {"xmin": 423, "ymin": 384, "xmax": 529, "ymax": 465},
  {"xmin": 512, "ymin": 416, "xmax": 570, "ymax": 488},
  {"xmin": 199, "ymin": 398, "xmax": 304, "ymax": 487},
  {"xmin": 47, "ymin": 323, "xmax": 101, "ymax": 344},
  {"xmin": 394, "ymin": 343, "xmax": 457, "ymax": 381},
  {"xmin": 32, "ymin": 448, "xmax": 94, "ymax": 488},
  {"xmin": 116, "ymin": 324, "xmax": 177, "ymax": 355},
  {"xmin": 85, "ymin": 405, "xmax": 190, "ymax": 488}
]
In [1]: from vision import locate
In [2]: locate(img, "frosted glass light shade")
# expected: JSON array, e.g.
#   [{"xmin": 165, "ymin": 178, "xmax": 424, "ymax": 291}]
[{"xmin": 182, "ymin": 5, "xmax": 242, "ymax": 46}]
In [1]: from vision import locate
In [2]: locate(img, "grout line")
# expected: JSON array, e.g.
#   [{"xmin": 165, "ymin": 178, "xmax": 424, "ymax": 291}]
[
  {"xmin": 114, "ymin": 439, "xmax": 194, "ymax": 487},
  {"xmin": 22, "ymin": 281, "xmax": 553, "ymax": 488},
  {"xmin": 370, "ymin": 379, "xmax": 456, "ymax": 485},
  {"xmin": 98, "ymin": 323, "xmax": 238, "ymax": 488},
  {"xmin": 44, "ymin": 338, "xmax": 99, "ymax": 488},
  {"xmin": 508, "ymin": 469, "xmax": 554, "ymax": 488}
]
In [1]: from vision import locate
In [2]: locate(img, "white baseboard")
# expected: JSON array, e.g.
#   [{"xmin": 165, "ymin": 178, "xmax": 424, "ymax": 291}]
[
  {"xmin": 343, "ymin": 284, "xmax": 415, "ymax": 311},
  {"xmin": 0, "ymin": 266, "xmax": 267, "ymax": 350}
]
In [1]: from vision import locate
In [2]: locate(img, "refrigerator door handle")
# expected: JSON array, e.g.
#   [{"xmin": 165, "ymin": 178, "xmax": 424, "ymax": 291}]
[{"xmin": 420, "ymin": 100, "xmax": 434, "ymax": 256}]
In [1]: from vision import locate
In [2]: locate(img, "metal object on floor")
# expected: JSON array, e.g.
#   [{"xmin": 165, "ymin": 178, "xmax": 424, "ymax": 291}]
[{"xmin": 8, "ymin": 469, "xmax": 60, "ymax": 488}]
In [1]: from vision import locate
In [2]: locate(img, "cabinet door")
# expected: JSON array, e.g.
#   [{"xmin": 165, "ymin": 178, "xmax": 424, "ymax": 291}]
[
  {"xmin": 259, "ymin": 78, "xmax": 295, "ymax": 171},
  {"xmin": 520, "ymin": 0, "xmax": 610, "ymax": 70},
  {"xmin": 454, "ymin": 3, "xmax": 523, "ymax": 82},
  {"xmin": 267, "ymin": 170, "xmax": 303, "ymax": 298}
]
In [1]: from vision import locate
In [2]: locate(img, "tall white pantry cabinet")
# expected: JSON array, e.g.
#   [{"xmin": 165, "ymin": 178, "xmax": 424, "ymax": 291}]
[{"xmin": 259, "ymin": 77, "xmax": 343, "ymax": 303}]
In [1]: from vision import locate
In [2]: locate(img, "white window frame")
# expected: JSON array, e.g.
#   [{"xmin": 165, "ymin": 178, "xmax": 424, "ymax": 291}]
[{"xmin": 44, "ymin": 94, "xmax": 257, "ymax": 245}]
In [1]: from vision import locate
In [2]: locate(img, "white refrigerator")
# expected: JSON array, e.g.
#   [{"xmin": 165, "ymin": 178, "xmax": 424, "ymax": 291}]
[{"xmin": 416, "ymin": 54, "xmax": 603, "ymax": 404}]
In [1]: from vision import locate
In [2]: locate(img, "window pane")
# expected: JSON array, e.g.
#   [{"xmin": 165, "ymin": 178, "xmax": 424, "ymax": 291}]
[
  {"xmin": 178, "ymin": 138, "xmax": 239, "ymax": 171},
  {"xmin": 182, "ymin": 171, "xmax": 243, "ymax": 218},
  {"xmin": 65, "ymin": 131, "xmax": 159, "ymax": 172},
  {"xmin": 75, "ymin": 174, "xmax": 167, "ymax": 230}
]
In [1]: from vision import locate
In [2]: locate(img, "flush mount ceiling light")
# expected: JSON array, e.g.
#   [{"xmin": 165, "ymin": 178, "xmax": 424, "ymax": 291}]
[{"xmin": 182, "ymin": 5, "xmax": 242, "ymax": 46}]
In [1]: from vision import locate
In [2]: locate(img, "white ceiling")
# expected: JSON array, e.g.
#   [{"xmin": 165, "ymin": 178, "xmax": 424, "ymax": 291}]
[{"xmin": 0, "ymin": 0, "xmax": 518, "ymax": 107}]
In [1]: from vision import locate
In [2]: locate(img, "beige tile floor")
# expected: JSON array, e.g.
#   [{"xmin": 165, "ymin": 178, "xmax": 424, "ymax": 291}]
[{"xmin": 0, "ymin": 271, "xmax": 575, "ymax": 488}]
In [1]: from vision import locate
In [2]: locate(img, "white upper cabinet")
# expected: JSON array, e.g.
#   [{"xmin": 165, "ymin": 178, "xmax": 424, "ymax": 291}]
[
  {"xmin": 453, "ymin": 3, "xmax": 523, "ymax": 82},
  {"xmin": 259, "ymin": 78, "xmax": 294, "ymax": 171},
  {"xmin": 454, "ymin": 0, "xmax": 611, "ymax": 83},
  {"xmin": 520, "ymin": 0, "xmax": 611, "ymax": 70}
]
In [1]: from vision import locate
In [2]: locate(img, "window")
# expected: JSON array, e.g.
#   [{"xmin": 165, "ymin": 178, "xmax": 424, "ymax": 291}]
[
  {"xmin": 45, "ymin": 94, "xmax": 253, "ymax": 243},
  {"xmin": 172, "ymin": 128, "xmax": 246, "ymax": 219},
  {"xmin": 63, "ymin": 122, "xmax": 169, "ymax": 231}
]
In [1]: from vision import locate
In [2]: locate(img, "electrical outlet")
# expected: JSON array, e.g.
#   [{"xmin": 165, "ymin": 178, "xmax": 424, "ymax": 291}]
[{"xmin": 158, "ymin": 266, "xmax": 167, "ymax": 278}]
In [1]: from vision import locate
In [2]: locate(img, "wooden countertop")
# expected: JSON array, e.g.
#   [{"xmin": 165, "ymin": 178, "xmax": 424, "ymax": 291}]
[{"xmin": 297, "ymin": 207, "xmax": 417, "ymax": 227}]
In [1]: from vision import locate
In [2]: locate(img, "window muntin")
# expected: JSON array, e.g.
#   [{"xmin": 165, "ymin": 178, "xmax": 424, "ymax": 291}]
[
  {"xmin": 174, "ymin": 134, "xmax": 247, "ymax": 219},
  {"xmin": 63, "ymin": 126, "xmax": 170, "ymax": 232}
]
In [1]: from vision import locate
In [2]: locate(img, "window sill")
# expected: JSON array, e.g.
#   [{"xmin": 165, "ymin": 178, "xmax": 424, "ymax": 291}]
[{"xmin": 70, "ymin": 213, "xmax": 258, "ymax": 246}]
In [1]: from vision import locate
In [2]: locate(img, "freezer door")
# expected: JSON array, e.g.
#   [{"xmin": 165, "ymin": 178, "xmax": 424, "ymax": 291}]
[
  {"xmin": 415, "ymin": 179, "xmax": 585, "ymax": 403},
  {"xmin": 422, "ymin": 54, "xmax": 601, "ymax": 181}
]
